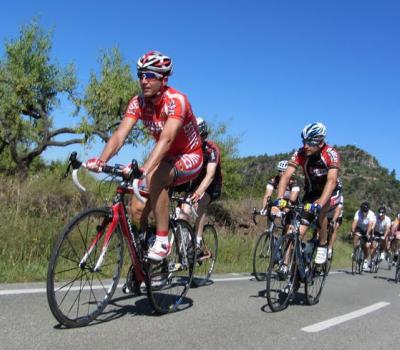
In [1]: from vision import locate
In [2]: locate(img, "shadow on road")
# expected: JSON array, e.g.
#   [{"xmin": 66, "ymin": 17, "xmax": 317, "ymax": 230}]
[{"xmin": 52, "ymin": 293, "xmax": 194, "ymax": 330}]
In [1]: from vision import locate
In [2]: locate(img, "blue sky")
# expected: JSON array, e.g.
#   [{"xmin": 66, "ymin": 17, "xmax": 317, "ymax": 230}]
[{"xmin": 1, "ymin": 1, "xmax": 399, "ymax": 177}]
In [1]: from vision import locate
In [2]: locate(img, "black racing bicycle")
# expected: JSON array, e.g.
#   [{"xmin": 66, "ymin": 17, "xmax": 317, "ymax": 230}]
[
  {"xmin": 252, "ymin": 206, "xmax": 284, "ymax": 281},
  {"xmin": 266, "ymin": 204, "xmax": 329, "ymax": 312}
]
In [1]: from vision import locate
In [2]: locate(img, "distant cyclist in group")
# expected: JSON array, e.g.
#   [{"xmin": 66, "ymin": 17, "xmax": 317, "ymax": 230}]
[
  {"xmin": 275, "ymin": 122, "xmax": 342, "ymax": 264},
  {"xmin": 351, "ymin": 202, "xmax": 376, "ymax": 270},
  {"xmin": 371, "ymin": 206, "xmax": 391, "ymax": 260},
  {"xmin": 389, "ymin": 213, "xmax": 400, "ymax": 261},
  {"xmin": 260, "ymin": 160, "xmax": 300, "ymax": 215},
  {"xmin": 327, "ymin": 195, "xmax": 344, "ymax": 259},
  {"xmin": 179, "ymin": 118, "xmax": 222, "ymax": 254},
  {"xmin": 86, "ymin": 50, "xmax": 203, "ymax": 261}
]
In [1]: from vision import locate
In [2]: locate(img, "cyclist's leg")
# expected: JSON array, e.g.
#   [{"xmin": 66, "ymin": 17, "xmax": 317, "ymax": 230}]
[
  {"xmin": 146, "ymin": 161, "xmax": 176, "ymax": 259},
  {"xmin": 130, "ymin": 197, "xmax": 152, "ymax": 231},
  {"xmin": 148, "ymin": 151, "xmax": 203, "ymax": 260},
  {"xmin": 194, "ymin": 193, "xmax": 211, "ymax": 241}
]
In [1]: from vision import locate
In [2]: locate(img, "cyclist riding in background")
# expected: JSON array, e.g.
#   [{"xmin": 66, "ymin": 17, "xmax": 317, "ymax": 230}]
[
  {"xmin": 371, "ymin": 206, "xmax": 391, "ymax": 260},
  {"xmin": 389, "ymin": 213, "xmax": 400, "ymax": 257},
  {"xmin": 179, "ymin": 118, "xmax": 222, "ymax": 253},
  {"xmin": 275, "ymin": 122, "xmax": 342, "ymax": 264},
  {"xmin": 260, "ymin": 160, "xmax": 300, "ymax": 215},
  {"xmin": 86, "ymin": 50, "xmax": 203, "ymax": 262},
  {"xmin": 351, "ymin": 202, "xmax": 376, "ymax": 270},
  {"xmin": 327, "ymin": 195, "xmax": 344, "ymax": 259}
]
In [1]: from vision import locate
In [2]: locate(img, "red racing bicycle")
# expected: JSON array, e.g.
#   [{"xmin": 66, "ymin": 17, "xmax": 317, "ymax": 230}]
[{"xmin": 46, "ymin": 152, "xmax": 196, "ymax": 327}]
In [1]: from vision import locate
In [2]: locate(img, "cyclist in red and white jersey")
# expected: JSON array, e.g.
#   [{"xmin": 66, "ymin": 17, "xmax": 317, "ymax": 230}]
[
  {"xmin": 86, "ymin": 50, "xmax": 203, "ymax": 261},
  {"xmin": 179, "ymin": 118, "xmax": 222, "ymax": 251},
  {"xmin": 275, "ymin": 122, "xmax": 341, "ymax": 264},
  {"xmin": 260, "ymin": 160, "xmax": 300, "ymax": 215}
]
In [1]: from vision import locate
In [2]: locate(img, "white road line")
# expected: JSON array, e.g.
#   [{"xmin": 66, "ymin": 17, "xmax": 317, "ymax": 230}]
[
  {"xmin": 0, "ymin": 272, "xmax": 344, "ymax": 296},
  {"xmin": 302, "ymin": 301, "xmax": 390, "ymax": 333},
  {"xmin": 212, "ymin": 276, "xmax": 251, "ymax": 282},
  {"xmin": 0, "ymin": 276, "xmax": 252, "ymax": 296}
]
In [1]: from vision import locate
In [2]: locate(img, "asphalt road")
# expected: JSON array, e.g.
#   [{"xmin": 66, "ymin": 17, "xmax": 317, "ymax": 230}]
[{"xmin": 1, "ymin": 265, "xmax": 399, "ymax": 350}]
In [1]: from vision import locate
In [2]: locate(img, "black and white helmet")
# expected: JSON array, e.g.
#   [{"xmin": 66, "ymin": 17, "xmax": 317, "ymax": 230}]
[
  {"xmin": 196, "ymin": 118, "xmax": 208, "ymax": 138},
  {"xmin": 301, "ymin": 122, "xmax": 327, "ymax": 142},
  {"xmin": 276, "ymin": 160, "xmax": 288, "ymax": 172},
  {"xmin": 137, "ymin": 50, "xmax": 173, "ymax": 77}
]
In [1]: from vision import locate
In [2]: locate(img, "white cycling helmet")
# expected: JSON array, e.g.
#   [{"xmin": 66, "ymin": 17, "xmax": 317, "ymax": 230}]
[
  {"xmin": 276, "ymin": 160, "xmax": 288, "ymax": 172},
  {"xmin": 196, "ymin": 117, "xmax": 208, "ymax": 138},
  {"xmin": 137, "ymin": 50, "xmax": 173, "ymax": 77},
  {"xmin": 301, "ymin": 122, "xmax": 327, "ymax": 142}
]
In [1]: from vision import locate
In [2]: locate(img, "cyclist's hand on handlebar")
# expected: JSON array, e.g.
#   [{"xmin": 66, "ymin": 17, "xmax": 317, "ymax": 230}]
[
  {"xmin": 189, "ymin": 192, "xmax": 202, "ymax": 203},
  {"xmin": 304, "ymin": 202, "xmax": 321, "ymax": 215},
  {"xmin": 86, "ymin": 158, "xmax": 105, "ymax": 172},
  {"xmin": 273, "ymin": 198, "xmax": 287, "ymax": 209}
]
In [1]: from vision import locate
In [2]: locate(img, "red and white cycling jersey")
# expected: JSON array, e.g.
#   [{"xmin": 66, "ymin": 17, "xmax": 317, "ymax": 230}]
[
  {"xmin": 289, "ymin": 143, "xmax": 341, "ymax": 195},
  {"xmin": 124, "ymin": 86, "xmax": 202, "ymax": 155}
]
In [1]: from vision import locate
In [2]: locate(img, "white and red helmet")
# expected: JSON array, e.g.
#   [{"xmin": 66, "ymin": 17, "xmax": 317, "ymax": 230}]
[{"xmin": 137, "ymin": 50, "xmax": 173, "ymax": 77}]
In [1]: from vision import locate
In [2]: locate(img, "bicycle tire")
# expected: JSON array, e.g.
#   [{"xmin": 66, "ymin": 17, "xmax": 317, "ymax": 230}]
[
  {"xmin": 47, "ymin": 207, "xmax": 123, "ymax": 328},
  {"xmin": 351, "ymin": 247, "xmax": 357, "ymax": 275},
  {"xmin": 193, "ymin": 224, "xmax": 218, "ymax": 286},
  {"xmin": 145, "ymin": 219, "xmax": 196, "ymax": 314},
  {"xmin": 252, "ymin": 231, "xmax": 272, "ymax": 281},
  {"xmin": 305, "ymin": 247, "xmax": 328, "ymax": 305},
  {"xmin": 371, "ymin": 250, "xmax": 380, "ymax": 273},
  {"xmin": 387, "ymin": 252, "xmax": 392, "ymax": 271},
  {"xmin": 266, "ymin": 233, "xmax": 298, "ymax": 312}
]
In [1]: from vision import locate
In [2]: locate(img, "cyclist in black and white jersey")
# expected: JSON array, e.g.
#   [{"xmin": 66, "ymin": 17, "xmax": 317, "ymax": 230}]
[{"xmin": 260, "ymin": 160, "xmax": 300, "ymax": 215}]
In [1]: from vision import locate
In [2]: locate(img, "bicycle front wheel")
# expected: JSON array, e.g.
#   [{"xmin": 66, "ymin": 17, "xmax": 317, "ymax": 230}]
[
  {"xmin": 47, "ymin": 207, "xmax": 123, "ymax": 328},
  {"xmin": 193, "ymin": 224, "xmax": 218, "ymax": 286},
  {"xmin": 266, "ymin": 233, "xmax": 298, "ymax": 312},
  {"xmin": 146, "ymin": 220, "xmax": 196, "ymax": 314},
  {"xmin": 252, "ymin": 231, "xmax": 272, "ymax": 281}
]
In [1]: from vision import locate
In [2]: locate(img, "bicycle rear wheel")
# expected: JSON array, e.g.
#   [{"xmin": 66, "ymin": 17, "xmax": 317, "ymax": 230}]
[
  {"xmin": 193, "ymin": 224, "xmax": 218, "ymax": 286},
  {"xmin": 146, "ymin": 220, "xmax": 196, "ymax": 314},
  {"xmin": 252, "ymin": 231, "xmax": 272, "ymax": 281},
  {"xmin": 47, "ymin": 207, "xmax": 123, "ymax": 328},
  {"xmin": 266, "ymin": 233, "xmax": 298, "ymax": 312},
  {"xmin": 305, "ymin": 248, "xmax": 327, "ymax": 305}
]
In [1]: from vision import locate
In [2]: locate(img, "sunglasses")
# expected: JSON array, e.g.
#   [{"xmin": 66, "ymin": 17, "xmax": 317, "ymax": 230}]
[
  {"xmin": 137, "ymin": 71, "xmax": 162, "ymax": 80},
  {"xmin": 302, "ymin": 139, "xmax": 320, "ymax": 146}
]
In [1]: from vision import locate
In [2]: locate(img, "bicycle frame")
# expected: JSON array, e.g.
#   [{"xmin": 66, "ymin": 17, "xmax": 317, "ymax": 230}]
[{"xmin": 79, "ymin": 182, "xmax": 146, "ymax": 283}]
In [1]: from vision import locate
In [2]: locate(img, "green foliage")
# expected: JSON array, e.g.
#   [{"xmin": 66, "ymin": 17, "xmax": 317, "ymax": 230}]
[
  {"xmin": 207, "ymin": 121, "xmax": 243, "ymax": 199},
  {"xmin": 0, "ymin": 19, "xmax": 78, "ymax": 176},
  {"xmin": 83, "ymin": 48, "xmax": 149, "ymax": 145}
]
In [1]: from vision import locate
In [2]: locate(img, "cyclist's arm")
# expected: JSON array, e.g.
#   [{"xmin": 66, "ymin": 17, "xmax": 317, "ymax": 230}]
[
  {"xmin": 383, "ymin": 224, "xmax": 391, "ymax": 239},
  {"xmin": 142, "ymin": 118, "xmax": 183, "ymax": 175},
  {"xmin": 262, "ymin": 184, "xmax": 274, "ymax": 209},
  {"xmin": 277, "ymin": 165, "xmax": 296, "ymax": 199},
  {"xmin": 366, "ymin": 221, "xmax": 374, "ymax": 237},
  {"xmin": 351, "ymin": 218, "xmax": 358, "ymax": 233},
  {"xmin": 289, "ymin": 185, "xmax": 300, "ymax": 204},
  {"xmin": 315, "ymin": 168, "xmax": 338, "ymax": 207},
  {"xmin": 193, "ymin": 162, "xmax": 217, "ymax": 198},
  {"xmin": 99, "ymin": 117, "xmax": 137, "ymax": 162}
]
